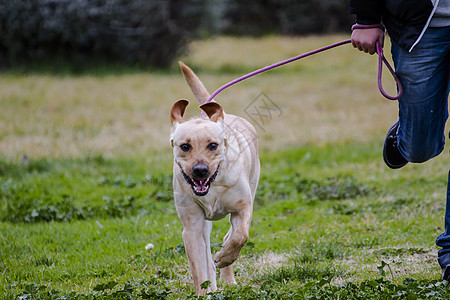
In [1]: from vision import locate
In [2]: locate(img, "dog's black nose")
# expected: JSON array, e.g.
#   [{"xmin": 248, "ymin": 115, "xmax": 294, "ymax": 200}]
[{"xmin": 192, "ymin": 163, "xmax": 209, "ymax": 178}]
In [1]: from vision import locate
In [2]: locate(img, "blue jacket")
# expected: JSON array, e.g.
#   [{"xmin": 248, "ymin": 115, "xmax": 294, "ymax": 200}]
[{"xmin": 349, "ymin": 0, "xmax": 434, "ymax": 52}]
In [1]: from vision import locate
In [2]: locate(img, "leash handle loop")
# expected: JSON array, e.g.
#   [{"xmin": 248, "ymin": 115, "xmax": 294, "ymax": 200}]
[
  {"xmin": 351, "ymin": 23, "xmax": 386, "ymax": 31},
  {"xmin": 352, "ymin": 23, "xmax": 402, "ymax": 100},
  {"xmin": 376, "ymin": 41, "xmax": 403, "ymax": 100}
]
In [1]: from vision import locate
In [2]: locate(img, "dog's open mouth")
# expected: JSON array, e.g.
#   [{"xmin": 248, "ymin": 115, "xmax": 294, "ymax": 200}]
[{"xmin": 180, "ymin": 165, "xmax": 219, "ymax": 196}]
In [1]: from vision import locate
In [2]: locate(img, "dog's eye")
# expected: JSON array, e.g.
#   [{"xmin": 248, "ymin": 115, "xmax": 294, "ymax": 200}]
[
  {"xmin": 207, "ymin": 142, "xmax": 218, "ymax": 151},
  {"xmin": 180, "ymin": 143, "xmax": 191, "ymax": 152}
]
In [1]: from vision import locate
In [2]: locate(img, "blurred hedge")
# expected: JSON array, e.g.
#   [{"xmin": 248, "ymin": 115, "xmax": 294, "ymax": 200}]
[
  {"xmin": 0, "ymin": 0, "xmax": 352, "ymax": 70},
  {"xmin": 0, "ymin": 0, "xmax": 210, "ymax": 69},
  {"xmin": 222, "ymin": 0, "xmax": 353, "ymax": 36}
]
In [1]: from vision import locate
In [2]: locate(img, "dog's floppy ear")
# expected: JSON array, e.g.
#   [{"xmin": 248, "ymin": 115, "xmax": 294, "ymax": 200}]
[
  {"xmin": 199, "ymin": 102, "xmax": 224, "ymax": 123},
  {"xmin": 170, "ymin": 99, "xmax": 189, "ymax": 124},
  {"xmin": 170, "ymin": 100, "xmax": 189, "ymax": 147}
]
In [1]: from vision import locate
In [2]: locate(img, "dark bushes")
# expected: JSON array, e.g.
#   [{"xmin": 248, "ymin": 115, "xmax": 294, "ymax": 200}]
[
  {"xmin": 0, "ymin": 0, "xmax": 353, "ymax": 70},
  {"xmin": 222, "ymin": 0, "xmax": 353, "ymax": 36},
  {"xmin": 0, "ymin": 0, "xmax": 209, "ymax": 69}
]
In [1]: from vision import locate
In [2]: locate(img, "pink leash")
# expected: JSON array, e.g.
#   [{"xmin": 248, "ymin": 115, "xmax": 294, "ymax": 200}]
[{"xmin": 205, "ymin": 38, "xmax": 403, "ymax": 103}]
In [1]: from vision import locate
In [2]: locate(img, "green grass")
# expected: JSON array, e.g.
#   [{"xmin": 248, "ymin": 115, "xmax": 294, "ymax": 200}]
[
  {"xmin": 1, "ymin": 35, "xmax": 449, "ymax": 298},
  {"xmin": 1, "ymin": 142, "xmax": 448, "ymax": 298}
]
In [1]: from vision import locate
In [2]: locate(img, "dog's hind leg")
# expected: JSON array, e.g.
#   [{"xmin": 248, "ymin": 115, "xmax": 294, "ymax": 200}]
[
  {"xmin": 219, "ymin": 227, "xmax": 237, "ymax": 284},
  {"xmin": 220, "ymin": 265, "xmax": 236, "ymax": 284}
]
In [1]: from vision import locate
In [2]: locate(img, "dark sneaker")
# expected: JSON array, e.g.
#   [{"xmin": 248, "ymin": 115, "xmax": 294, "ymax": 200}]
[
  {"xmin": 438, "ymin": 253, "xmax": 450, "ymax": 281},
  {"xmin": 443, "ymin": 266, "xmax": 450, "ymax": 281},
  {"xmin": 383, "ymin": 120, "xmax": 408, "ymax": 169}
]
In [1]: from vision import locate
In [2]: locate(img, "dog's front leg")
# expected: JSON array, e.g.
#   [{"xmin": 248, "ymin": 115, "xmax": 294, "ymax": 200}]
[
  {"xmin": 183, "ymin": 219, "xmax": 217, "ymax": 294},
  {"xmin": 214, "ymin": 204, "xmax": 252, "ymax": 269},
  {"xmin": 179, "ymin": 209, "xmax": 217, "ymax": 295}
]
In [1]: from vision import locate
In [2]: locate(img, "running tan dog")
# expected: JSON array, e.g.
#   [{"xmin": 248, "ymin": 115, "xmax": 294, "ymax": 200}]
[{"xmin": 170, "ymin": 62, "xmax": 260, "ymax": 295}]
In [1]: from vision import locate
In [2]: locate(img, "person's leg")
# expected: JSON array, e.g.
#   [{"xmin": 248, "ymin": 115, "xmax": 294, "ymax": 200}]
[
  {"xmin": 437, "ymin": 171, "xmax": 450, "ymax": 256},
  {"xmin": 436, "ymin": 170, "xmax": 450, "ymax": 280},
  {"xmin": 390, "ymin": 27, "xmax": 450, "ymax": 164},
  {"xmin": 391, "ymin": 26, "xmax": 450, "ymax": 276}
]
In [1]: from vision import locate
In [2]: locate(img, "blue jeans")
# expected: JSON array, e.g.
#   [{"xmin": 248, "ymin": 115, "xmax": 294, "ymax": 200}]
[
  {"xmin": 392, "ymin": 27, "xmax": 450, "ymax": 163},
  {"xmin": 390, "ymin": 27, "xmax": 450, "ymax": 259}
]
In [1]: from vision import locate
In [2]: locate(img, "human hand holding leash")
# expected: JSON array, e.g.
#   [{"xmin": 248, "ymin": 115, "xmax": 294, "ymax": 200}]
[{"xmin": 351, "ymin": 24, "xmax": 385, "ymax": 55}]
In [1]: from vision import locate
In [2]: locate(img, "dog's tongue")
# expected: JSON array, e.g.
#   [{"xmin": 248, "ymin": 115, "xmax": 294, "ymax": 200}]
[{"xmin": 193, "ymin": 178, "xmax": 208, "ymax": 192}]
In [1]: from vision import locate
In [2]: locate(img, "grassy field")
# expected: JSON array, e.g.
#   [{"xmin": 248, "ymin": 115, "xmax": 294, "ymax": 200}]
[{"xmin": 1, "ymin": 35, "xmax": 450, "ymax": 299}]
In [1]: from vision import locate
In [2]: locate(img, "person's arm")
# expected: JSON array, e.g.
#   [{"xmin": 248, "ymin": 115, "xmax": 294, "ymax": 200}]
[{"xmin": 349, "ymin": 0, "xmax": 385, "ymax": 55}]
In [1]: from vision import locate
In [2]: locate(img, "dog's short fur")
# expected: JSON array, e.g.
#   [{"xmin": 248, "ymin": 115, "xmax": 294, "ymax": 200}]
[{"xmin": 170, "ymin": 62, "xmax": 260, "ymax": 295}]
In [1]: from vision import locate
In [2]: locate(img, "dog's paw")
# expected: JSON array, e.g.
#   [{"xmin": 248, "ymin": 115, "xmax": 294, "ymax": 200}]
[
  {"xmin": 214, "ymin": 249, "xmax": 239, "ymax": 268},
  {"xmin": 220, "ymin": 265, "xmax": 236, "ymax": 284}
]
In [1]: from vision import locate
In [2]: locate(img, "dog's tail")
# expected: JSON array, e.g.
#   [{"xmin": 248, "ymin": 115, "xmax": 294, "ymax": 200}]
[{"xmin": 179, "ymin": 61, "xmax": 211, "ymax": 105}]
